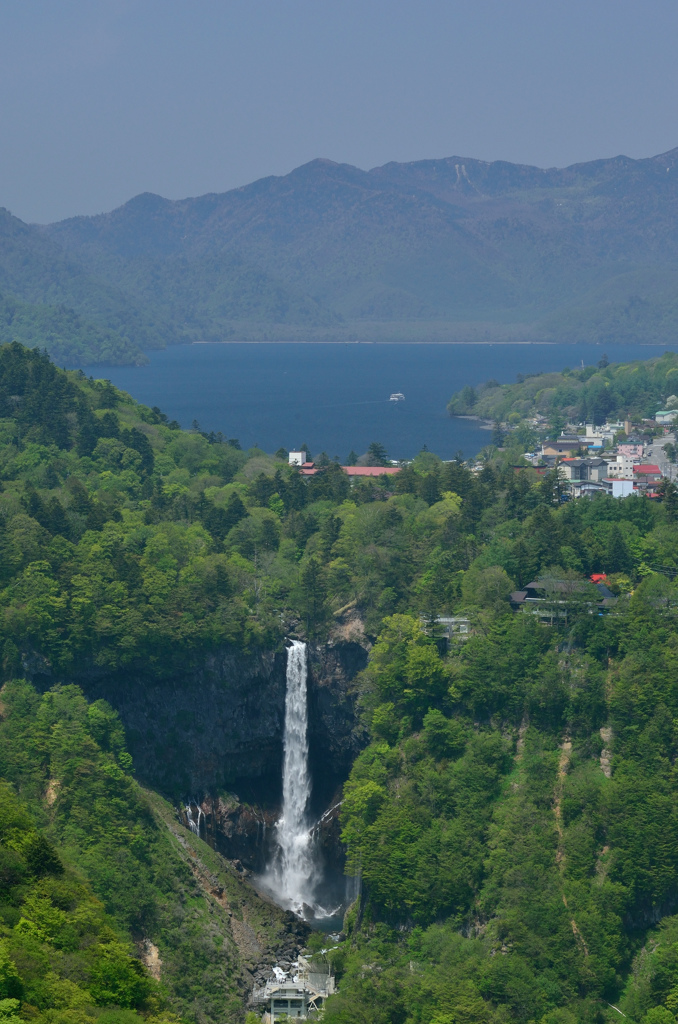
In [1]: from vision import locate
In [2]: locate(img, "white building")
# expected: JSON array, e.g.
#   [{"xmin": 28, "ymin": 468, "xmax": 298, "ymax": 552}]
[
  {"xmin": 581, "ymin": 423, "xmax": 618, "ymax": 447},
  {"xmin": 603, "ymin": 479, "xmax": 635, "ymax": 499},
  {"xmin": 606, "ymin": 454, "xmax": 641, "ymax": 478},
  {"xmin": 655, "ymin": 410, "xmax": 678, "ymax": 425},
  {"xmin": 288, "ymin": 451, "xmax": 307, "ymax": 467}
]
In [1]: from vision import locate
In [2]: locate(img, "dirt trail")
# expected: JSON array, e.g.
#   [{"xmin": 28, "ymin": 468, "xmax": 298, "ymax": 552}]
[
  {"xmin": 515, "ymin": 718, "xmax": 529, "ymax": 761},
  {"xmin": 600, "ymin": 726, "xmax": 613, "ymax": 778},
  {"xmin": 553, "ymin": 737, "xmax": 589, "ymax": 956}
]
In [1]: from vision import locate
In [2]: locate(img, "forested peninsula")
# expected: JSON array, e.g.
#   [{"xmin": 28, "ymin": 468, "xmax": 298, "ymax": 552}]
[
  {"xmin": 3, "ymin": 343, "xmax": 678, "ymax": 1024},
  {"xmin": 448, "ymin": 350, "xmax": 678, "ymax": 427}
]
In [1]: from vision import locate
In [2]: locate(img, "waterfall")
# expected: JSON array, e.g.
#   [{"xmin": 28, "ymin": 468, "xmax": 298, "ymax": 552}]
[
  {"xmin": 274, "ymin": 640, "xmax": 316, "ymax": 913},
  {"xmin": 258, "ymin": 640, "xmax": 351, "ymax": 922},
  {"xmin": 185, "ymin": 800, "xmax": 203, "ymax": 836}
]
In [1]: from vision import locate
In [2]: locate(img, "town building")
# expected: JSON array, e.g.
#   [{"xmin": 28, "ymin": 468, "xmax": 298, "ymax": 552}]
[
  {"xmin": 510, "ymin": 578, "xmax": 616, "ymax": 620},
  {"xmin": 558, "ymin": 457, "xmax": 609, "ymax": 483},
  {"xmin": 292, "ymin": 461, "xmax": 401, "ymax": 480},
  {"xmin": 603, "ymin": 478, "xmax": 635, "ymax": 498},
  {"xmin": 542, "ymin": 439, "xmax": 582, "ymax": 457},
  {"xmin": 568, "ymin": 479, "xmax": 608, "ymax": 498},
  {"xmin": 341, "ymin": 466, "xmax": 400, "ymax": 477},
  {"xmin": 606, "ymin": 454, "xmax": 639, "ymax": 478},
  {"xmin": 655, "ymin": 410, "xmax": 678, "ymax": 425},
  {"xmin": 288, "ymin": 451, "xmax": 307, "ymax": 466},
  {"xmin": 580, "ymin": 422, "xmax": 619, "ymax": 448},
  {"xmin": 422, "ymin": 616, "xmax": 471, "ymax": 647},
  {"xmin": 617, "ymin": 444, "xmax": 644, "ymax": 459},
  {"xmin": 633, "ymin": 464, "xmax": 662, "ymax": 492}
]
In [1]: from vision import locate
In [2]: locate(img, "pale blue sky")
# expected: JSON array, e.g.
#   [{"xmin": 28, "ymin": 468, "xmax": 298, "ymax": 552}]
[{"xmin": 2, "ymin": 0, "xmax": 678, "ymax": 223}]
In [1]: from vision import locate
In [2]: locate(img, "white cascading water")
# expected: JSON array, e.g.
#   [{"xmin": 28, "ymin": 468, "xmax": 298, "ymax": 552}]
[
  {"xmin": 272, "ymin": 640, "xmax": 316, "ymax": 914},
  {"xmin": 185, "ymin": 800, "xmax": 203, "ymax": 836}
]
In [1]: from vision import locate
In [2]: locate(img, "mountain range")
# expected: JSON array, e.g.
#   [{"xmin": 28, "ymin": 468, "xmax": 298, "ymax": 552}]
[{"xmin": 2, "ymin": 146, "xmax": 678, "ymax": 364}]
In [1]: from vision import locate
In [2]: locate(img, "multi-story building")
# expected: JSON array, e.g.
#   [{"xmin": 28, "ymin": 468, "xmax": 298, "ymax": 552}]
[
  {"xmin": 606, "ymin": 454, "xmax": 639, "ymax": 478},
  {"xmin": 558, "ymin": 457, "xmax": 609, "ymax": 483},
  {"xmin": 617, "ymin": 444, "xmax": 644, "ymax": 459}
]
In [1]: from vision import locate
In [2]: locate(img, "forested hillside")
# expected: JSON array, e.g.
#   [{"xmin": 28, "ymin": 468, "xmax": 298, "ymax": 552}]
[
  {"xmin": 448, "ymin": 349, "xmax": 678, "ymax": 427},
  {"xmin": 4, "ymin": 343, "xmax": 678, "ymax": 1023},
  {"xmin": 5, "ymin": 146, "xmax": 678, "ymax": 364},
  {"xmin": 0, "ymin": 680, "xmax": 301, "ymax": 1024},
  {"xmin": 326, "ymin": 581, "xmax": 678, "ymax": 1023},
  {"xmin": 44, "ymin": 146, "xmax": 678, "ymax": 348},
  {"xmin": 0, "ymin": 207, "xmax": 176, "ymax": 366},
  {"xmin": 0, "ymin": 292, "xmax": 145, "ymax": 367}
]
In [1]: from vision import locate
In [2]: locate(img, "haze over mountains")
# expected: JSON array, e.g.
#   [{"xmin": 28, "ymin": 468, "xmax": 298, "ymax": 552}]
[{"xmin": 2, "ymin": 146, "xmax": 678, "ymax": 364}]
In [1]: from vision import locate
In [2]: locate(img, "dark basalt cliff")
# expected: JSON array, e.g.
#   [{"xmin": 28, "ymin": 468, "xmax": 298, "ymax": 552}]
[
  {"xmin": 72, "ymin": 640, "xmax": 368, "ymax": 807},
  {"xmin": 27, "ymin": 640, "xmax": 368, "ymax": 872}
]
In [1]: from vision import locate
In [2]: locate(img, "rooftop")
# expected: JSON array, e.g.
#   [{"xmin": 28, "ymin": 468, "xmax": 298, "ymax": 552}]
[
  {"xmin": 342, "ymin": 465, "xmax": 400, "ymax": 476},
  {"xmin": 560, "ymin": 457, "xmax": 608, "ymax": 466},
  {"xmin": 294, "ymin": 462, "xmax": 401, "ymax": 477},
  {"xmin": 511, "ymin": 578, "xmax": 616, "ymax": 608}
]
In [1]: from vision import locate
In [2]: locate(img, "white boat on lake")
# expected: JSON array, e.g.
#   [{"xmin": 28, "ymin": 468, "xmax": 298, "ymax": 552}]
[{"xmin": 389, "ymin": 393, "xmax": 405, "ymax": 402}]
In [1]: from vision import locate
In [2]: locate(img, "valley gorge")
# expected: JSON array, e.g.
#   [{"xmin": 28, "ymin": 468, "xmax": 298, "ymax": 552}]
[{"xmin": 7, "ymin": 344, "xmax": 678, "ymax": 1024}]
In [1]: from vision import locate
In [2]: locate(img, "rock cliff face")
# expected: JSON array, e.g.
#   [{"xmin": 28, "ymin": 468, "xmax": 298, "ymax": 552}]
[
  {"xmin": 35, "ymin": 639, "xmax": 367, "ymax": 874},
  {"xmin": 75, "ymin": 639, "xmax": 368, "ymax": 807},
  {"xmin": 306, "ymin": 642, "xmax": 369, "ymax": 810}
]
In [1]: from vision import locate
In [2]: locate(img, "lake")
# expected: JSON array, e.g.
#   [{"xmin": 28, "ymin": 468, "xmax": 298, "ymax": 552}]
[{"xmin": 85, "ymin": 342, "xmax": 677, "ymax": 461}]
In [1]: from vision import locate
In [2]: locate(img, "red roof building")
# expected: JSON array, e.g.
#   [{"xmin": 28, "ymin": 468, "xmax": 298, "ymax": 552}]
[
  {"xmin": 341, "ymin": 466, "xmax": 401, "ymax": 477},
  {"xmin": 632, "ymin": 464, "xmax": 662, "ymax": 494},
  {"xmin": 295, "ymin": 463, "xmax": 400, "ymax": 478}
]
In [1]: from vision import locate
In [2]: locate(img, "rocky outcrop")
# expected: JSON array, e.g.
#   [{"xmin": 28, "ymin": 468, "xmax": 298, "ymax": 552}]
[
  {"xmin": 187, "ymin": 795, "xmax": 278, "ymax": 872},
  {"xmin": 186, "ymin": 785, "xmax": 350, "ymax": 875},
  {"xmin": 307, "ymin": 642, "xmax": 369, "ymax": 810}
]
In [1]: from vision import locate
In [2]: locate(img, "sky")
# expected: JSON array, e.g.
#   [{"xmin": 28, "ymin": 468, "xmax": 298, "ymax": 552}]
[{"xmin": 1, "ymin": 0, "xmax": 678, "ymax": 224}]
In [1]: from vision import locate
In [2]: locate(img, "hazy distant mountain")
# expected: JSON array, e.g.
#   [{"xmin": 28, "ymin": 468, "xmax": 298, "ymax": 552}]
[
  {"xmin": 0, "ymin": 207, "xmax": 173, "ymax": 364},
  {"xmin": 3, "ymin": 147, "xmax": 678, "ymax": 363}
]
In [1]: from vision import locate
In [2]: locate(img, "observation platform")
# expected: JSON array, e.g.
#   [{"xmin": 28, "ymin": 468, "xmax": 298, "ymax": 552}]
[{"xmin": 251, "ymin": 956, "xmax": 335, "ymax": 1021}]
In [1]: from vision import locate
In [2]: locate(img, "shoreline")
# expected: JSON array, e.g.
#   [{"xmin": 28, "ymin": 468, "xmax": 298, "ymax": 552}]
[
  {"xmin": 189, "ymin": 339, "xmax": 560, "ymax": 346},
  {"xmin": 453, "ymin": 414, "xmax": 494, "ymax": 429}
]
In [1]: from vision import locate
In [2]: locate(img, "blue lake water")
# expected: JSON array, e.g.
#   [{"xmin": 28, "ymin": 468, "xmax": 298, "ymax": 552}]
[{"xmin": 85, "ymin": 342, "xmax": 678, "ymax": 461}]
